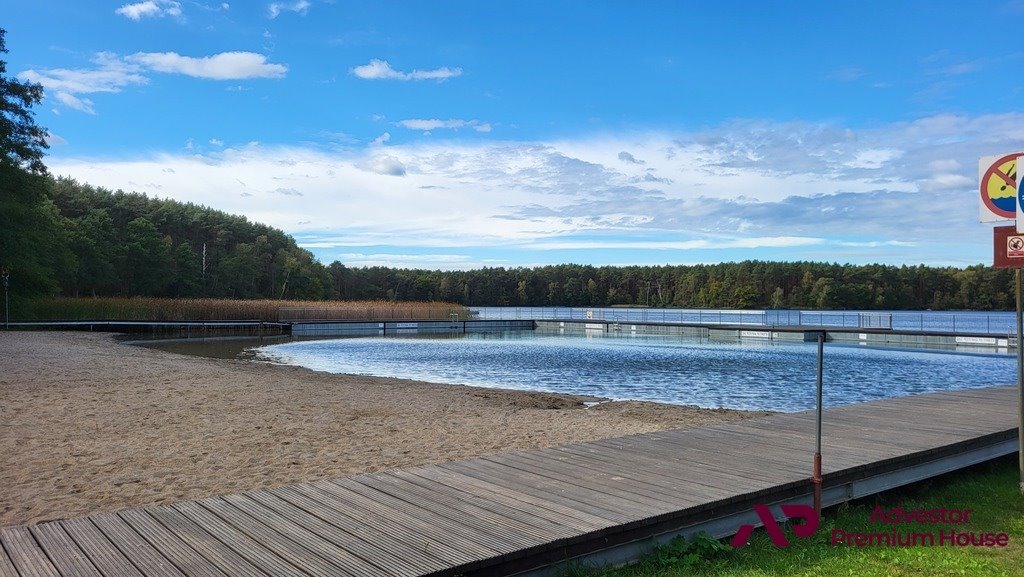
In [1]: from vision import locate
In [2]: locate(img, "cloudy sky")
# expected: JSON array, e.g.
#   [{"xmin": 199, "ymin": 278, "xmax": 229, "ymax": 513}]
[{"xmin": 7, "ymin": 1, "xmax": 1024, "ymax": 269}]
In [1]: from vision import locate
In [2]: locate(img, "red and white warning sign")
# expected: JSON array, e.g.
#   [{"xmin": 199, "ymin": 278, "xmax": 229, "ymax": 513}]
[
  {"xmin": 1010, "ymin": 236, "xmax": 1024, "ymax": 257},
  {"xmin": 995, "ymin": 226, "xmax": 1024, "ymax": 268}
]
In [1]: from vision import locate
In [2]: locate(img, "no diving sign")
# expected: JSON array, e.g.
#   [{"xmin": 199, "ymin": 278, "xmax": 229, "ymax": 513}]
[
  {"xmin": 995, "ymin": 226, "xmax": 1024, "ymax": 268},
  {"xmin": 979, "ymin": 153, "xmax": 1021, "ymax": 222},
  {"xmin": 1011, "ymin": 236, "xmax": 1024, "ymax": 257}
]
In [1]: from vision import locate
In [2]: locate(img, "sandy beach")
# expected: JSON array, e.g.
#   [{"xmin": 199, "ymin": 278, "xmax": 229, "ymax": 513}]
[{"xmin": 0, "ymin": 331, "xmax": 769, "ymax": 527}]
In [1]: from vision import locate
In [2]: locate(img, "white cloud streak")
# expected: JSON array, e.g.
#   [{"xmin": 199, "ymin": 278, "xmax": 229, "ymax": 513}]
[
  {"xmin": 127, "ymin": 51, "xmax": 287, "ymax": 79},
  {"xmin": 352, "ymin": 59, "xmax": 462, "ymax": 81},
  {"xmin": 115, "ymin": 0, "xmax": 182, "ymax": 20},
  {"xmin": 54, "ymin": 92, "xmax": 95, "ymax": 114},
  {"xmin": 19, "ymin": 53, "xmax": 147, "ymax": 94},
  {"xmin": 20, "ymin": 50, "xmax": 285, "ymax": 113},
  {"xmin": 399, "ymin": 118, "xmax": 491, "ymax": 133},
  {"xmin": 268, "ymin": 0, "xmax": 309, "ymax": 18}
]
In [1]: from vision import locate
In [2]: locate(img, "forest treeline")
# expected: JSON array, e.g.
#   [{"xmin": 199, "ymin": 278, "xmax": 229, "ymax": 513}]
[{"xmin": 1, "ymin": 162, "xmax": 1016, "ymax": 311}]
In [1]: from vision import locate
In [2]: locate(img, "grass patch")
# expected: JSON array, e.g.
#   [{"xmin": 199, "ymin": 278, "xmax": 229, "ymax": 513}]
[
  {"xmin": 581, "ymin": 455, "xmax": 1024, "ymax": 577},
  {"xmin": 18, "ymin": 297, "xmax": 469, "ymax": 322}
]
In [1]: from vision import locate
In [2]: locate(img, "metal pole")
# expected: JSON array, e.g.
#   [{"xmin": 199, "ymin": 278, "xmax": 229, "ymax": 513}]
[
  {"xmin": 1016, "ymin": 269, "xmax": 1024, "ymax": 496},
  {"xmin": 2, "ymin": 270, "xmax": 8, "ymax": 329},
  {"xmin": 813, "ymin": 331, "xmax": 824, "ymax": 515}
]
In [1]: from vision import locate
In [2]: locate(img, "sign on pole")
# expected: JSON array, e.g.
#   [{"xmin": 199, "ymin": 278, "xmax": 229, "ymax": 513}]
[
  {"xmin": 979, "ymin": 154, "xmax": 1020, "ymax": 223},
  {"xmin": 995, "ymin": 226, "xmax": 1024, "ymax": 268},
  {"xmin": 984, "ymin": 153, "xmax": 1024, "ymax": 496}
]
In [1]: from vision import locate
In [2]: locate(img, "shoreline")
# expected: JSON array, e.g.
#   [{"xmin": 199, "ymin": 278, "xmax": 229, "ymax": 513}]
[{"xmin": 0, "ymin": 331, "xmax": 770, "ymax": 528}]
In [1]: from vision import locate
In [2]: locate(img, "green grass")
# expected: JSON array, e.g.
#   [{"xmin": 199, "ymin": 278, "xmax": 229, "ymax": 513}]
[{"xmin": 577, "ymin": 456, "xmax": 1024, "ymax": 577}]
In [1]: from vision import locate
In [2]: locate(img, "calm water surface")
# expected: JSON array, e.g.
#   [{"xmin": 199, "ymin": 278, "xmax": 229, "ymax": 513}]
[{"xmin": 252, "ymin": 333, "xmax": 1014, "ymax": 412}]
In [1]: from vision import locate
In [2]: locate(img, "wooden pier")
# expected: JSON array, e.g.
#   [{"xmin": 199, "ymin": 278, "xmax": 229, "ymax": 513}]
[{"xmin": 1, "ymin": 386, "xmax": 1018, "ymax": 577}]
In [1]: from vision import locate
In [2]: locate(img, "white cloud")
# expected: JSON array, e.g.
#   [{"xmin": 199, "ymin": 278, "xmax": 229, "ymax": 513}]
[
  {"xmin": 268, "ymin": 0, "xmax": 310, "ymax": 18},
  {"xmin": 20, "ymin": 50, "xmax": 284, "ymax": 114},
  {"xmin": 399, "ymin": 118, "xmax": 491, "ymax": 132},
  {"xmin": 115, "ymin": 0, "xmax": 182, "ymax": 20},
  {"xmin": 371, "ymin": 132, "xmax": 391, "ymax": 146},
  {"xmin": 520, "ymin": 237, "xmax": 825, "ymax": 251},
  {"xmin": 54, "ymin": 92, "xmax": 96, "ymax": 114},
  {"xmin": 128, "ymin": 51, "xmax": 287, "ymax": 79},
  {"xmin": 325, "ymin": 253, "xmax": 489, "ymax": 270},
  {"xmin": 209, "ymin": 138, "xmax": 224, "ymax": 146},
  {"xmin": 618, "ymin": 151, "xmax": 644, "ymax": 164},
  {"xmin": 928, "ymin": 159, "xmax": 961, "ymax": 171},
  {"xmin": 845, "ymin": 148, "xmax": 903, "ymax": 169},
  {"xmin": 352, "ymin": 59, "xmax": 462, "ymax": 81},
  {"xmin": 44, "ymin": 132, "xmax": 68, "ymax": 146},
  {"xmin": 360, "ymin": 155, "xmax": 407, "ymax": 176},
  {"xmin": 44, "ymin": 112, "xmax": 1024, "ymax": 266},
  {"xmin": 19, "ymin": 53, "xmax": 147, "ymax": 94}
]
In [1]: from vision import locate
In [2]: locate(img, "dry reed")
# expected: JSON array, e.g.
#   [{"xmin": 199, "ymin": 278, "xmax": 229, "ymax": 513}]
[{"xmin": 21, "ymin": 297, "xmax": 469, "ymax": 322}]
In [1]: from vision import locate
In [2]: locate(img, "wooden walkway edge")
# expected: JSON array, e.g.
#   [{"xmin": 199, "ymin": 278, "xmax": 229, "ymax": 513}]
[{"xmin": 1, "ymin": 386, "xmax": 1018, "ymax": 577}]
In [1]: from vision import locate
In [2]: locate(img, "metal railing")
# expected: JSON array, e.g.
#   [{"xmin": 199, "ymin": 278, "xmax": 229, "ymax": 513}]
[{"xmin": 277, "ymin": 305, "xmax": 1019, "ymax": 335}]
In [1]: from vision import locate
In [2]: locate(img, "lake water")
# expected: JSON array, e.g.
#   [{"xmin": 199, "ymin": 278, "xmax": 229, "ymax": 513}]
[{"xmin": 252, "ymin": 332, "xmax": 1014, "ymax": 412}]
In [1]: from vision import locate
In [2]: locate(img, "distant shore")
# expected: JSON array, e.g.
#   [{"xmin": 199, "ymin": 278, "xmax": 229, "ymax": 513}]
[{"xmin": 0, "ymin": 331, "xmax": 769, "ymax": 527}]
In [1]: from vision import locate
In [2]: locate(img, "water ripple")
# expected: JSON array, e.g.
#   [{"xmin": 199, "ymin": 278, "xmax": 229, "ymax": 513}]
[{"xmin": 254, "ymin": 333, "xmax": 1014, "ymax": 412}]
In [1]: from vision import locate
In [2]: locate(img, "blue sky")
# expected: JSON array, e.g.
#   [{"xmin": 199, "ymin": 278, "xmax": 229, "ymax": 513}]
[{"xmin": 6, "ymin": 1, "xmax": 1024, "ymax": 269}]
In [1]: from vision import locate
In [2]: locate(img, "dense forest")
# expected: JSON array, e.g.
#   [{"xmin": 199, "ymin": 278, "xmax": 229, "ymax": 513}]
[
  {"xmin": 1, "ymin": 164, "xmax": 333, "ymax": 301},
  {"xmin": 1, "ymin": 163, "xmax": 1017, "ymax": 311}
]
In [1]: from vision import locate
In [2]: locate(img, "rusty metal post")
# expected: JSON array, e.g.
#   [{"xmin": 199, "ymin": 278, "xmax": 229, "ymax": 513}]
[
  {"xmin": 1016, "ymin": 269, "xmax": 1024, "ymax": 496},
  {"xmin": 2, "ymin": 270, "xmax": 8, "ymax": 330},
  {"xmin": 813, "ymin": 331, "xmax": 824, "ymax": 515}
]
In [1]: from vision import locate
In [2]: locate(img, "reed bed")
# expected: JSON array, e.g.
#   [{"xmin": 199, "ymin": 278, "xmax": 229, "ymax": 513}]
[{"xmin": 20, "ymin": 297, "xmax": 469, "ymax": 322}]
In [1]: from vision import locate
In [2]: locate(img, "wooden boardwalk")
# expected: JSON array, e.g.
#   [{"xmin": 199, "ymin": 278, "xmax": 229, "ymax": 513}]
[{"xmin": 1, "ymin": 386, "xmax": 1018, "ymax": 577}]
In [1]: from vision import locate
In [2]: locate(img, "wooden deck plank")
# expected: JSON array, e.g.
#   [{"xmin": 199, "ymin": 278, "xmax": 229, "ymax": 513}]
[
  {"xmin": 356, "ymin": 473, "xmax": 564, "ymax": 544},
  {"xmin": 218, "ymin": 493, "xmax": 393, "ymax": 577},
  {"xmin": 60, "ymin": 517, "xmax": 145, "ymax": 577},
  {"xmin": 0, "ymin": 539, "xmax": 19, "ymax": 577},
  {"xmin": 241, "ymin": 489, "xmax": 433, "ymax": 577},
  {"xmin": 116, "ymin": 510, "xmax": 230, "ymax": 577},
  {"xmin": 281, "ymin": 483, "xmax": 483, "ymax": 567},
  {"xmin": 88, "ymin": 514, "xmax": 188, "ymax": 577},
  {"xmin": 368, "ymin": 471, "xmax": 575, "ymax": 542},
  {"xmin": 0, "ymin": 526, "xmax": 61, "ymax": 577},
  {"xmin": 538, "ymin": 439, "xmax": 796, "ymax": 486},
  {"xmin": 403, "ymin": 466, "xmax": 614, "ymax": 532},
  {"xmin": 486, "ymin": 450, "xmax": 703, "ymax": 506},
  {"xmin": 546, "ymin": 443, "xmax": 795, "ymax": 492},
  {"xmin": 636, "ymin": 426, "xmax": 890, "ymax": 469},
  {"xmin": 588, "ymin": 430, "xmax": 847, "ymax": 474},
  {"xmin": 437, "ymin": 459, "xmax": 637, "ymax": 522},
  {"xmin": 328, "ymin": 477, "xmax": 518, "ymax": 556},
  {"xmin": 262, "ymin": 486, "xmax": 454, "ymax": 574},
  {"xmin": 388, "ymin": 468, "xmax": 590, "ymax": 538},
  {"xmin": 29, "ymin": 522, "xmax": 103, "ymax": 577},
  {"xmin": 476, "ymin": 452, "xmax": 682, "ymax": 514},
  {"xmin": 144, "ymin": 506, "xmax": 277, "ymax": 577},
  {"xmin": 175, "ymin": 499, "xmax": 335, "ymax": 577},
  {"xmin": 581, "ymin": 433, "xmax": 814, "ymax": 477}
]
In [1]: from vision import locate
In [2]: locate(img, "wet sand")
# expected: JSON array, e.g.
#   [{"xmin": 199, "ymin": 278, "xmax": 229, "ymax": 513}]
[{"xmin": 0, "ymin": 331, "xmax": 769, "ymax": 527}]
